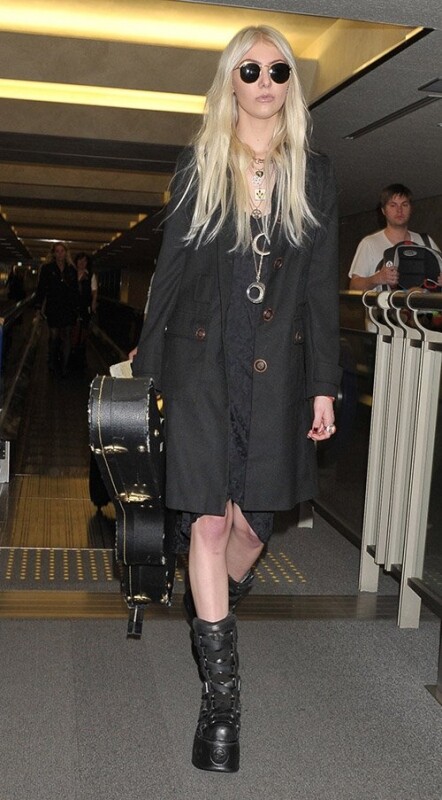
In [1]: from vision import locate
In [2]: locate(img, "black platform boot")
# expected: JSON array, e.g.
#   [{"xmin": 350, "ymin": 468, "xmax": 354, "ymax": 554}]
[
  {"xmin": 191, "ymin": 614, "xmax": 241, "ymax": 772},
  {"xmin": 183, "ymin": 570, "xmax": 254, "ymax": 623}
]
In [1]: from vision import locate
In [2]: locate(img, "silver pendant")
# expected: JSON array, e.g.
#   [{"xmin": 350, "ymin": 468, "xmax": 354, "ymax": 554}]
[
  {"xmin": 246, "ymin": 281, "xmax": 265, "ymax": 304},
  {"xmin": 252, "ymin": 232, "xmax": 270, "ymax": 257},
  {"xmin": 251, "ymin": 208, "xmax": 262, "ymax": 219}
]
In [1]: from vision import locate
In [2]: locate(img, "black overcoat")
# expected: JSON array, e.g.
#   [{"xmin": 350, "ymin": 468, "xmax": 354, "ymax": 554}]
[{"xmin": 133, "ymin": 150, "xmax": 342, "ymax": 514}]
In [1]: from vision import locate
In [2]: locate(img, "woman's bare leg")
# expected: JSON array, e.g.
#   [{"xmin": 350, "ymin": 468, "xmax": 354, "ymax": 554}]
[
  {"xmin": 188, "ymin": 502, "xmax": 233, "ymax": 622},
  {"xmin": 188, "ymin": 502, "xmax": 265, "ymax": 620},
  {"xmin": 226, "ymin": 503, "xmax": 265, "ymax": 582}
]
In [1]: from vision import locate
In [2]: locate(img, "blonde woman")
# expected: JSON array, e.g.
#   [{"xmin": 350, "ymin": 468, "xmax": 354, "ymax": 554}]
[{"xmin": 132, "ymin": 25, "xmax": 341, "ymax": 773}]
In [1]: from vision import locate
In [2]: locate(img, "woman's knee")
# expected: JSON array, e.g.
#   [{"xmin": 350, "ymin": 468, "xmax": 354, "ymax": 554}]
[
  {"xmin": 192, "ymin": 510, "xmax": 232, "ymax": 552},
  {"xmin": 232, "ymin": 506, "xmax": 263, "ymax": 549}
]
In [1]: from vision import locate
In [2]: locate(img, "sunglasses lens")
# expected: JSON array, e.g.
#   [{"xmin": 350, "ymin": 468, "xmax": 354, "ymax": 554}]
[
  {"xmin": 238, "ymin": 62, "xmax": 291, "ymax": 84},
  {"xmin": 269, "ymin": 63, "xmax": 291, "ymax": 83},
  {"xmin": 239, "ymin": 63, "xmax": 260, "ymax": 83}
]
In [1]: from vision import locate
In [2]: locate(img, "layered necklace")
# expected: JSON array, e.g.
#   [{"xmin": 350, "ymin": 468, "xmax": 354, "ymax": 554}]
[
  {"xmin": 247, "ymin": 155, "xmax": 272, "ymax": 304},
  {"xmin": 250, "ymin": 156, "xmax": 266, "ymax": 220}
]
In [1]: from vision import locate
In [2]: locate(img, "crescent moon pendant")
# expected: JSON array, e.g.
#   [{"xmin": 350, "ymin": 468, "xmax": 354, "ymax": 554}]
[{"xmin": 252, "ymin": 232, "xmax": 270, "ymax": 257}]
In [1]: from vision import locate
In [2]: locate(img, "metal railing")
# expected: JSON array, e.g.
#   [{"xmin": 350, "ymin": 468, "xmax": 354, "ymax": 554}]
[
  {"xmin": 358, "ymin": 290, "xmax": 442, "ymax": 614},
  {"xmin": 316, "ymin": 290, "xmax": 442, "ymax": 702},
  {"xmin": 357, "ymin": 289, "xmax": 442, "ymax": 701}
]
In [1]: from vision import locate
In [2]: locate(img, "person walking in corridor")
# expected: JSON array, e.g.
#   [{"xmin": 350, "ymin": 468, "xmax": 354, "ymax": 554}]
[
  {"xmin": 35, "ymin": 242, "xmax": 79, "ymax": 377},
  {"xmin": 132, "ymin": 25, "xmax": 342, "ymax": 773}
]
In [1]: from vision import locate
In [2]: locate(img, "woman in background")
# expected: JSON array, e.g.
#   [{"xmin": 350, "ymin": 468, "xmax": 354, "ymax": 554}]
[
  {"xmin": 72, "ymin": 251, "xmax": 98, "ymax": 367},
  {"xmin": 35, "ymin": 242, "xmax": 78, "ymax": 377}
]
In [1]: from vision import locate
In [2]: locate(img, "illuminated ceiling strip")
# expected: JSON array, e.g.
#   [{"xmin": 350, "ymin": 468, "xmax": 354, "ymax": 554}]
[
  {"xmin": 0, "ymin": 78, "xmax": 206, "ymax": 114},
  {"xmin": 0, "ymin": 0, "xmax": 301, "ymax": 50}
]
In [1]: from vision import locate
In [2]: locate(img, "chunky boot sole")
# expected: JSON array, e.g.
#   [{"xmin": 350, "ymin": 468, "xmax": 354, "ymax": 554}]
[
  {"xmin": 192, "ymin": 731, "xmax": 239, "ymax": 773},
  {"xmin": 191, "ymin": 614, "xmax": 241, "ymax": 773}
]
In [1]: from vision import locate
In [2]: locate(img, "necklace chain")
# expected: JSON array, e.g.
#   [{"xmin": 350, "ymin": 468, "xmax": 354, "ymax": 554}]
[
  {"xmin": 247, "ymin": 215, "xmax": 271, "ymax": 304},
  {"xmin": 246, "ymin": 154, "xmax": 272, "ymax": 303}
]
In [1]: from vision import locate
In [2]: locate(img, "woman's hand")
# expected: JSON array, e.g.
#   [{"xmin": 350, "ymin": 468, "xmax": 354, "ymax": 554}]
[{"xmin": 307, "ymin": 395, "xmax": 336, "ymax": 441}]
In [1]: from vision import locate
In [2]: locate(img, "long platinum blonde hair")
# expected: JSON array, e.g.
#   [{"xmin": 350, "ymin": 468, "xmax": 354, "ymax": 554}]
[{"xmin": 177, "ymin": 25, "xmax": 317, "ymax": 250}]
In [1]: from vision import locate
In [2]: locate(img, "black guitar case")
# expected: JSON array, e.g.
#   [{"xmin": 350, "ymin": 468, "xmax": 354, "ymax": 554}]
[{"xmin": 88, "ymin": 375, "xmax": 176, "ymax": 638}]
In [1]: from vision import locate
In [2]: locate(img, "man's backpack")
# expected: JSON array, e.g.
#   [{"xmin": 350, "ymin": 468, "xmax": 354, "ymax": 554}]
[{"xmin": 380, "ymin": 234, "xmax": 442, "ymax": 290}]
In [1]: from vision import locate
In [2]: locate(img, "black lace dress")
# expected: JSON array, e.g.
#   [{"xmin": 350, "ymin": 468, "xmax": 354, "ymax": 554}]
[{"xmin": 176, "ymin": 220, "xmax": 275, "ymax": 552}]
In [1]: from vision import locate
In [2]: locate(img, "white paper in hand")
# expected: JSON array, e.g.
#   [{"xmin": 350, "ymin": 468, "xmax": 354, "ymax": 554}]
[{"xmin": 109, "ymin": 360, "xmax": 133, "ymax": 378}]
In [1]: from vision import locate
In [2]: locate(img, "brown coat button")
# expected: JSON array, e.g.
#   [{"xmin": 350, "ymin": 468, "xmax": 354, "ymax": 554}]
[
  {"xmin": 195, "ymin": 327, "xmax": 206, "ymax": 340},
  {"xmin": 273, "ymin": 257, "xmax": 283, "ymax": 270},
  {"xmin": 263, "ymin": 308, "xmax": 274, "ymax": 322},
  {"xmin": 254, "ymin": 359, "xmax": 268, "ymax": 373}
]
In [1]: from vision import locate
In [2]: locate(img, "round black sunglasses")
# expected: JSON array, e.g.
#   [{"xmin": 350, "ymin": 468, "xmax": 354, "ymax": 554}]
[{"xmin": 234, "ymin": 61, "xmax": 291, "ymax": 85}]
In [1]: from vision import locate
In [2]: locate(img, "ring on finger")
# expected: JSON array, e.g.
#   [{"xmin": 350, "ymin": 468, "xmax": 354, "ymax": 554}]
[{"xmin": 325, "ymin": 424, "xmax": 336, "ymax": 434}]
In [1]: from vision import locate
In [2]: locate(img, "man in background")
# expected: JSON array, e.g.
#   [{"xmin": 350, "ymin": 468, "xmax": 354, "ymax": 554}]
[{"xmin": 348, "ymin": 183, "xmax": 439, "ymax": 291}]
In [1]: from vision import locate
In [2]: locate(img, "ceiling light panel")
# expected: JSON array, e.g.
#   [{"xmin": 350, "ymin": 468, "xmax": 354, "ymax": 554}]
[
  {"xmin": 0, "ymin": 0, "xmax": 333, "ymax": 51},
  {"xmin": 0, "ymin": 78, "xmax": 205, "ymax": 113}
]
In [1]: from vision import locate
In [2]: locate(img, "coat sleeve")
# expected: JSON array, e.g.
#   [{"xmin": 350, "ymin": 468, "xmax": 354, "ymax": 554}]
[
  {"xmin": 132, "ymin": 153, "xmax": 192, "ymax": 384},
  {"xmin": 304, "ymin": 155, "xmax": 342, "ymax": 398}
]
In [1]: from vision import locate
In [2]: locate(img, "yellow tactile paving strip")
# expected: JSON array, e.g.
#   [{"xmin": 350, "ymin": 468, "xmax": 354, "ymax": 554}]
[
  {"xmin": 0, "ymin": 547, "xmax": 117, "ymax": 588},
  {"xmin": 256, "ymin": 550, "xmax": 307, "ymax": 586},
  {"xmin": 176, "ymin": 551, "xmax": 308, "ymax": 592},
  {"xmin": 0, "ymin": 546, "xmax": 308, "ymax": 591}
]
